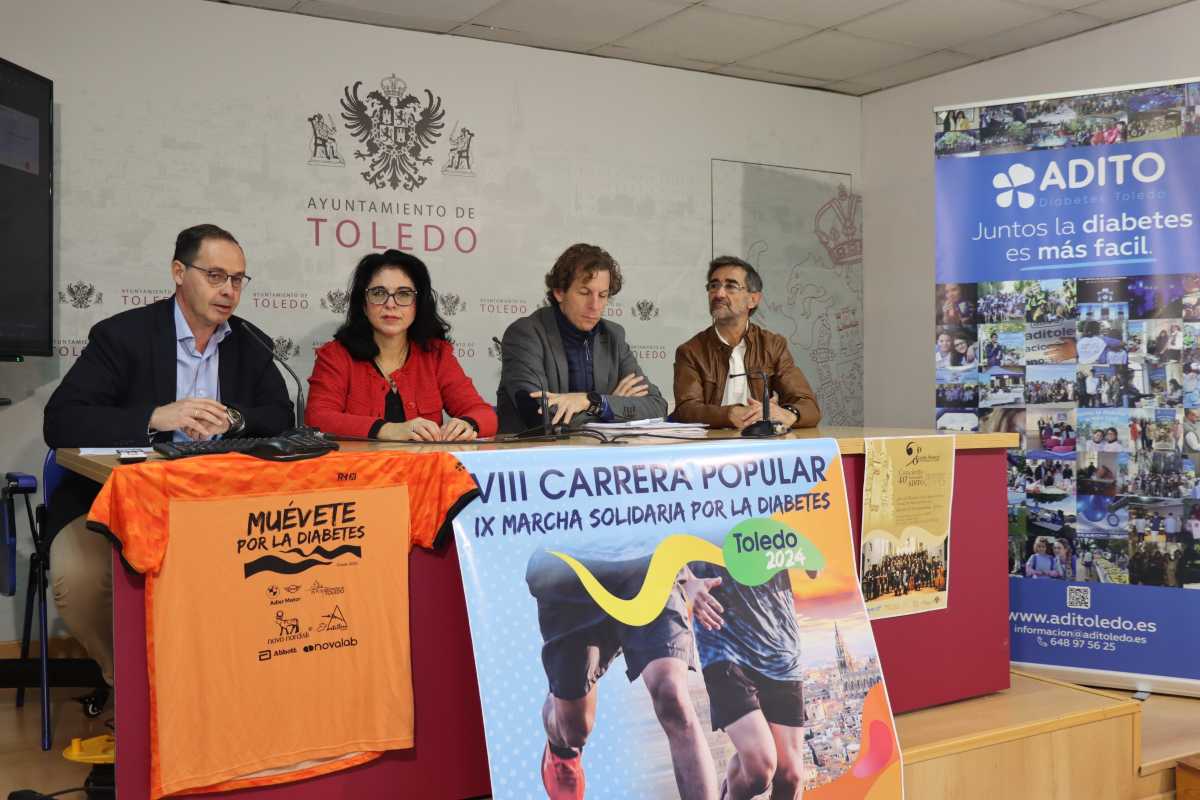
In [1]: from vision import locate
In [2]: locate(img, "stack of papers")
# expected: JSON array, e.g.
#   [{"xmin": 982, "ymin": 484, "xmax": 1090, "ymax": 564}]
[{"xmin": 583, "ymin": 418, "xmax": 709, "ymax": 438}]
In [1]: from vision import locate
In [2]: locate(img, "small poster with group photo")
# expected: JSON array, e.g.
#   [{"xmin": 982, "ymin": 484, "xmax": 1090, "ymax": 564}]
[{"xmin": 861, "ymin": 436, "xmax": 955, "ymax": 620}]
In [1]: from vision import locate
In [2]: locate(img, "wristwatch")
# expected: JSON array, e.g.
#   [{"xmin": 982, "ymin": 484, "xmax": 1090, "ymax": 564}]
[
  {"xmin": 586, "ymin": 391, "xmax": 603, "ymax": 416},
  {"xmin": 226, "ymin": 405, "xmax": 246, "ymax": 436},
  {"xmin": 780, "ymin": 404, "xmax": 802, "ymax": 426}
]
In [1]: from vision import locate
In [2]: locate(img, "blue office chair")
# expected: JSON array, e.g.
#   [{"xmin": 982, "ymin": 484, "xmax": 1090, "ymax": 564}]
[
  {"xmin": 7, "ymin": 452, "xmax": 109, "ymax": 751},
  {"xmin": 5, "ymin": 451, "xmax": 61, "ymax": 750}
]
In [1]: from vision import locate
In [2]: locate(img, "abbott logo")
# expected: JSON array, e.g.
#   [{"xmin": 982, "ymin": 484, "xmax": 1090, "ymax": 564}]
[{"xmin": 993, "ymin": 164, "xmax": 1036, "ymax": 209}]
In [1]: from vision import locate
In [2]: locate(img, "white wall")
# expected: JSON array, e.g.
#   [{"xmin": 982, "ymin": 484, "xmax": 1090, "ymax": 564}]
[
  {"xmin": 0, "ymin": 0, "xmax": 860, "ymax": 642},
  {"xmin": 862, "ymin": 0, "xmax": 1200, "ymax": 427}
]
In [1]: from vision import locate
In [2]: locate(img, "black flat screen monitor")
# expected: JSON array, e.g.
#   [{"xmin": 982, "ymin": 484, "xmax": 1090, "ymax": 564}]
[{"xmin": 0, "ymin": 57, "xmax": 52, "ymax": 357}]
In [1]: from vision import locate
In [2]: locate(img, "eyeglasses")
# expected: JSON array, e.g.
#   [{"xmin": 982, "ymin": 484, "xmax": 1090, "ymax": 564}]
[
  {"xmin": 366, "ymin": 287, "xmax": 418, "ymax": 306},
  {"xmin": 706, "ymin": 280, "xmax": 748, "ymax": 294},
  {"xmin": 183, "ymin": 263, "xmax": 251, "ymax": 289}
]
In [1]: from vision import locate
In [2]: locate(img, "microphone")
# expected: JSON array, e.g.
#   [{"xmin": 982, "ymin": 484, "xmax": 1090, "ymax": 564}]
[
  {"xmin": 493, "ymin": 336, "xmax": 566, "ymax": 439},
  {"xmin": 728, "ymin": 370, "xmax": 777, "ymax": 438},
  {"xmin": 241, "ymin": 319, "xmax": 306, "ymax": 429}
]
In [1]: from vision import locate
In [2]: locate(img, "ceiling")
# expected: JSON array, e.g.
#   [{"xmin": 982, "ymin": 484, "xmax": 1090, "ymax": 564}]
[{"xmin": 215, "ymin": 0, "xmax": 1193, "ymax": 95}]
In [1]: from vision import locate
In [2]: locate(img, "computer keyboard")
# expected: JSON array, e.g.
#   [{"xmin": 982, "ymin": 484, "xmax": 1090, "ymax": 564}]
[{"xmin": 152, "ymin": 430, "xmax": 339, "ymax": 462}]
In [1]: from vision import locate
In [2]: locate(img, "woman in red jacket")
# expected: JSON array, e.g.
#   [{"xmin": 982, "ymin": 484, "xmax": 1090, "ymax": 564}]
[{"xmin": 306, "ymin": 250, "xmax": 497, "ymax": 441}]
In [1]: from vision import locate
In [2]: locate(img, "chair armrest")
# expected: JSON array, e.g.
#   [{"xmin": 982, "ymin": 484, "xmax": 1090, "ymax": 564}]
[{"xmin": 4, "ymin": 473, "xmax": 37, "ymax": 495}]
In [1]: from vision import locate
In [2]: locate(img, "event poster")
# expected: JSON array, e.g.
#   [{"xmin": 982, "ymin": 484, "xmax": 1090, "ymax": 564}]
[
  {"xmin": 935, "ymin": 80, "xmax": 1200, "ymax": 692},
  {"xmin": 453, "ymin": 440, "xmax": 903, "ymax": 800},
  {"xmin": 861, "ymin": 436, "xmax": 954, "ymax": 619}
]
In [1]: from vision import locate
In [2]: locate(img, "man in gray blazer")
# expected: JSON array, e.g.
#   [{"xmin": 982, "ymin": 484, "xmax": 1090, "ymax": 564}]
[
  {"xmin": 504, "ymin": 245, "xmax": 711, "ymax": 798},
  {"xmin": 497, "ymin": 243, "xmax": 667, "ymax": 433}
]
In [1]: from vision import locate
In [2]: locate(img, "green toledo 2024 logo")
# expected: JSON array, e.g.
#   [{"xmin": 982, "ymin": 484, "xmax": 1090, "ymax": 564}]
[{"xmin": 722, "ymin": 518, "xmax": 825, "ymax": 586}]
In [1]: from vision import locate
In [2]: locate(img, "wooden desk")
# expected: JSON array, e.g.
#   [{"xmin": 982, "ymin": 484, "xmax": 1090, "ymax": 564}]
[
  {"xmin": 55, "ymin": 426, "xmax": 1016, "ymax": 483},
  {"xmin": 59, "ymin": 427, "xmax": 1017, "ymax": 799},
  {"xmin": 896, "ymin": 670, "xmax": 1142, "ymax": 799}
]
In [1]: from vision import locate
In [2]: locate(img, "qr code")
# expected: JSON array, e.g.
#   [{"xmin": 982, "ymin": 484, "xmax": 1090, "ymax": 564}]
[{"xmin": 1066, "ymin": 586, "xmax": 1091, "ymax": 609}]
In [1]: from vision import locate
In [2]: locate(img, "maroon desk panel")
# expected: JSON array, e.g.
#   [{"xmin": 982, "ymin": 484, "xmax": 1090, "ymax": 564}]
[
  {"xmin": 113, "ymin": 446, "xmax": 1008, "ymax": 795},
  {"xmin": 845, "ymin": 449, "xmax": 1011, "ymax": 713}
]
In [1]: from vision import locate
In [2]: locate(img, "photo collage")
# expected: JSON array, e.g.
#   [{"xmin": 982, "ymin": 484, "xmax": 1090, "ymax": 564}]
[
  {"xmin": 935, "ymin": 276, "xmax": 1200, "ymax": 589},
  {"xmin": 935, "ymin": 82, "xmax": 1200, "ymax": 158}
]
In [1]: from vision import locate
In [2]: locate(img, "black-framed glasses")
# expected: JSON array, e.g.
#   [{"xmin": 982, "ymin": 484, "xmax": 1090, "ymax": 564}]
[
  {"xmin": 706, "ymin": 279, "xmax": 747, "ymax": 294},
  {"xmin": 366, "ymin": 287, "xmax": 418, "ymax": 306},
  {"xmin": 183, "ymin": 263, "xmax": 251, "ymax": 289}
]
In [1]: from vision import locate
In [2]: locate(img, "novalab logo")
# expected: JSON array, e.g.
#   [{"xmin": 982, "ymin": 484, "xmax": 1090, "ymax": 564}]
[
  {"xmin": 304, "ymin": 637, "xmax": 357, "ymax": 652},
  {"xmin": 992, "ymin": 152, "xmax": 1167, "ymax": 209}
]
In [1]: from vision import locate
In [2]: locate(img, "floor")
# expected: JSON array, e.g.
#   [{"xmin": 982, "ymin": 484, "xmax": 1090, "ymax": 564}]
[
  {"xmin": 2, "ymin": 680, "xmax": 1197, "ymax": 799},
  {"xmin": 1117, "ymin": 687, "xmax": 1200, "ymax": 773},
  {"xmin": 0, "ymin": 687, "xmax": 108, "ymax": 796}
]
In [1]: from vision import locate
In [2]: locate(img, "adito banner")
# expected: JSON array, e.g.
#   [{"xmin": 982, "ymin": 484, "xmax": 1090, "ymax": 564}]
[{"xmin": 934, "ymin": 80, "xmax": 1200, "ymax": 696}]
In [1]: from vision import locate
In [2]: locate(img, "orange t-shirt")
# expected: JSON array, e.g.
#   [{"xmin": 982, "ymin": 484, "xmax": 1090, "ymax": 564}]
[{"xmin": 88, "ymin": 450, "xmax": 478, "ymax": 799}]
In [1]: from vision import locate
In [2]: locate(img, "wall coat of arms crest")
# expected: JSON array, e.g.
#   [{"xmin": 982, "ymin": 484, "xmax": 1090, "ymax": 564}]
[
  {"xmin": 58, "ymin": 281, "xmax": 103, "ymax": 309},
  {"xmin": 320, "ymin": 290, "xmax": 350, "ymax": 314},
  {"xmin": 633, "ymin": 299, "xmax": 660, "ymax": 321},
  {"xmin": 341, "ymin": 73, "xmax": 445, "ymax": 191},
  {"xmin": 438, "ymin": 292, "xmax": 467, "ymax": 316},
  {"xmin": 273, "ymin": 337, "xmax": 302, "ymax": 361}
]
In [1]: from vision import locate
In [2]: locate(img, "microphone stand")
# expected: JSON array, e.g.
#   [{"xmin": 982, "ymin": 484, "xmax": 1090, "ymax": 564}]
[
  {"xmin": 241, "ymin": 319, "xmax": 306, "ymax": 429},
  {"xmin": 493, "ymin": 337, "xmax": 569, "ymax": 440},
  {"xmin": 730, "ymin": 370, "xmax": 776, "ymax": 438}
]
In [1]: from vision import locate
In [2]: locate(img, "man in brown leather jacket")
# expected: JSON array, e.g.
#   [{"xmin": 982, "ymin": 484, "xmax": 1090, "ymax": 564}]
[{"xmin": 673, "ymin": 256, "xmax": 821, "ymax": 430}]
